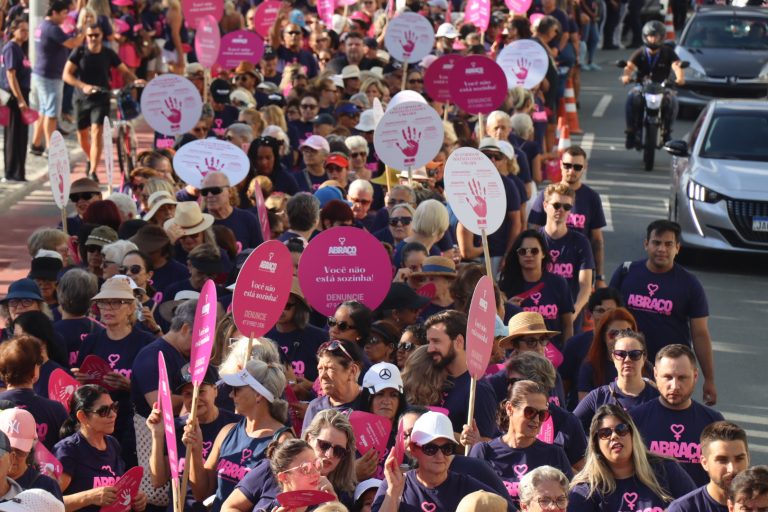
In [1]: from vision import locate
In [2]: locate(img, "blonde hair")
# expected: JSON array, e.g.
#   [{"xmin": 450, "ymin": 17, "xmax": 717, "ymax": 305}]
[
  {"xmin": 544, "ymin": 182, "xmax": 574, "ymax": 199},
  {"xmin": 411, "ymin": 199, "xmax": 449, "ymax": 238},
  {"xmin": 402, "ymin": 345, "xmax": 447, "ymax": 406},
  {"xmin": 219, "ymin": 336, "xmax": 281, "ymax": 376},
  {"xmin": 303, "ymin": 410, "xmax": 357, "ymax": 493},
  {"xmin": 239, "ymin": 108, "xmax": 265, "ymax": 137},
  {"xmin": 27, "ymin": 228, "xmax": 68, "ymax": 258},
  {"xmin": 260, "ymin": 106, "xmax": 288, "ymax": 133},
  {"xmin": 510, "ymin": 86, "xmax": 535, "ymax": 112}
]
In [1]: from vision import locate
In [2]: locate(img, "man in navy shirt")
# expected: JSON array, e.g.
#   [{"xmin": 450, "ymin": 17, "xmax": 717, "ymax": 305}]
[
  {"xmin": 668, "ymin": 421, "xmax": 750, "ymax": 512},
  {"xmin": 269, "ymin": 4, "xmax": 319, "ymax": 78},
  {"xmin": 201, "ymin": 172, "xmax": 264, "ymax": 250},
  {"xmin": 610, "ymin": 219, "xmax": 716, "ymax": 405},
  {"xmin": 630, "ymin": 344, "xmax": 724, "ymax": 487},
  {"xmin": 727, "ymin": 466, "xmax": 768, "ymax": 512}
]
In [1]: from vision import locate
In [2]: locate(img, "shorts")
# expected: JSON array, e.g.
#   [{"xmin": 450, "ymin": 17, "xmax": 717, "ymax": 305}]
[
  {"xmin": 75, "ymin": 94, "xmax": 110, "ymax": 130},
  {"xmin": 30, "ymin": 74, "xmax": 63, "ymax": 118}
]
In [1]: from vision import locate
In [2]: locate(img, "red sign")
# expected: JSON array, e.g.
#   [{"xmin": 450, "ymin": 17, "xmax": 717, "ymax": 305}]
[
  {"xmin": 79, "ymin": 355, "xmax": 115, "ymax": 390},
  {"xmin": 448, "ymin": 56, "xmax": 507, "ymax": 115},
  {"xmin": 48, "ymin": 368, "xmax": 80, "ymax": 413},
  {"xmin": 465, "ymin": 276, "xmax": 496, "ymax": 379},
  {"xmin": 276, "ymin": 490, "xmax": 336, "ymax": 508},
  {"xmin": 424, "ymin": 54, "xmax": 462, "ymax": 103},
  {"xmin": 100, "ymin": 466, "xmax": 143, "ymax": 512}
]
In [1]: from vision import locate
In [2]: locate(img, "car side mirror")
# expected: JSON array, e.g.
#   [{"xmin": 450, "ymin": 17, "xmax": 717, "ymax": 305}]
[{"xmin": 664, "ymin": 140, "xmax": 689, "ymax": 156}]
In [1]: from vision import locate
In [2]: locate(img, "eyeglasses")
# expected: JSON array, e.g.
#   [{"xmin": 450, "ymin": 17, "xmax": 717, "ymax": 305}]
[
  {"xmin": 522, "ymin": 406, "xmax": 551, "ymax": 422},
  {"xmin": 349, "ymin": 197, "xmax": 371, "ymax": 205},
  {"xmin": 597, "ymin": 422, "xmax": 631, "ymax": 440},
  {"xmin": 101, "ymin": 260, "xmax": 116, "ymax": 269},
  {"xmin": 96, "ymin": 299, "xmax": 133, "ymax": 310},
  {"xmin": 88, "ymin": 402, "xmax": 119, "ymax": 417},
  {"xmin": 201, "ymin": 186, "xmax": 227, "ymax": 196},
  {"xmin": 516, "ymin": 247, "xmax": 541, "ymax": 256},
  {"xmin": 192, "ymin": 126, "xmax": 208, "ymax": 134},
  {"xmin": 300, "ymin": 104, "xmax": 318, "ymax": 109},
  {"xmin": 536, "ymin": 496, "xmax": 568, "ymax": 509},
  {"xmin": 612, "ymin": 349, "xmax": 645, "ymax": 361},
  {"xmin": 286, "ymin": 30, "xmax": 301, "ymax": 35},
  {"xmin": 418, "ymin": 442, "xmax": 454, "ymax": 456},
  {"xmin": 482, "ymin": 152, "xmax": 505, "ymax": 161},
  {"xmin": 70, "ymin": 192, "xmax": 96, "ymax": 202},
  {"xmin": 397, "ymin": 342, "xmax": 415, "ymax": 351},
  {"xmin": 389, "ymin": 216, "xmax": 412, "ymax": 227},
  {"xmin": 518, "ymin": 336, "xmax": 549, "ymax": 348},
  {"xmin": 315, "ymin": 438, "xmax": 348, "ymax": 459},
  {"xmin": 281, "ymin": 458, "xmax": 324, "ymax": 475},
  {"xmin": 318, "ymin": 340, "xmax": 354, "ymax": 362},
  {"xmin": 409, "ymin": 78, "xmax": 424, "ymax": 84},
  {"xmin": 86, "ymin": 33, "xmax": 102, "ymax": 39},
  {"xmin": 592, "ymin": 305, "xmax": 612, "ymax": 315},
  {"xmin": 561, "ymin": 162, "xmax": 584, "ymax": 171},
  {"xmin": 119, "ymin": 264, "xmax": 144, "ymax": 275},
  {"xmin": 549, "ymin": 202, "xmax": 573, "ymax": 211},
  {"xmin": 7, "ymin": 298, "xmax": 35, "ymax": 308},
  {"xmin": 349, "ymin": 152, "xmax": 366, "ymax": 158},
  {"xmin": 325, "ymin": 164, "xmax": 343, "ymax": 172},
  {"xmin": 327, "ymin": 318, "xmax": 356, "ymax": 331}
]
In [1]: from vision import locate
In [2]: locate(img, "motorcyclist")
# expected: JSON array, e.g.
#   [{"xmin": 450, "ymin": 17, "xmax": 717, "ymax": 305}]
[{"xmin": 621, "ymin": 20, "xmax": 685, "ymax": 149}]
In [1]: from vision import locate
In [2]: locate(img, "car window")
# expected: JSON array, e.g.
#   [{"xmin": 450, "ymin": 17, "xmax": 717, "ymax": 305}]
[
  {"xmin": 683, "ymin": 17, "xmax": 768, "ymax": 49},
  {"xmin": 701, "ymin": 113, "xmax": 768, "ymax": 161},
  {"xmin": 688, "ymin": 107, "xmax": 708, "ymax": 144}
]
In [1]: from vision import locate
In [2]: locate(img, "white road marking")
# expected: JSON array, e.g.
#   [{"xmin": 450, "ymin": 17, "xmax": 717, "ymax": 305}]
[
  {"xmin": 579, "ymin": 133, "xmax": 594, "ymax": 161},
  {"xmin": 592, "ymin": 95, "xmax": 613, "ymax": 118},
  {"xmin": 602, "ymin": 195, "xmax": 614, "ymax": 232}
]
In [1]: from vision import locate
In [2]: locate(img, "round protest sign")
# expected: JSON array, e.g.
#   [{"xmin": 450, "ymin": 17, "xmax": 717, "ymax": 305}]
[
  {"xmin": 298, "ymin": 227, "xmax": 392, "ymax": 315},
  {"xmin": 173, "ymin": 138, "xmax": 250, "ymax": 188},
  {"xmin": 48, "ymin": 130, "xmax": 70, "ymax": 210},
  {"xmin": 386, "ymin": 90, "xmax": 427, "ymax": 111},
  {"xmin": 466, "ymin": 276, "xmax": 497, "ymax": 379},
  {"xmin": 443, "ymin": 147, "xmax": 507, "ymax": 235},
  {"xmin": 465, "ymin": 0, "xmax": 491, "ymax": 32},
  {"xmin": 448, "ymin": 55, "xmax": 507, "ymax": 115},
  {"xmin": 102, "ymin": 116, "xmax": 113, "ymax": 195},
  {"xmin": 232, "ymin": 241, "xmax": 293, "ymax": 338},
  {"xmin": 384, "ymin": 12, "xmax": 435, "ymax": 64},
  {"xmin": 373, "ymin": 101, "xmax": 443, "ymax": 171},
  {"xmin": 506, "ymin": 0, "xmax": 532, "ymax": 13},
  {"xmin": 424, "ymin": 54, "xmax": 463, "ymax": 103},
  {"xmin": 496, "ymin": 39, "xmax": 549, "ymax": 90},
  {"xmin": 217, "ymin": 30, "xmax": 265, "ymax": 69},
  {"xmin": 183, "ymin": 0, "xmax": 223, "ymax": 28},
  {"xmin": 195, "ymin": 15, "xmax": 221, "ymax": 68},
  {"xmin": 253, "ymin": 0, "xmax": 281, "ymax": 39},
  {"xmin": 141, "ymin": 74, "xmax": 202, "ymax": 136}
]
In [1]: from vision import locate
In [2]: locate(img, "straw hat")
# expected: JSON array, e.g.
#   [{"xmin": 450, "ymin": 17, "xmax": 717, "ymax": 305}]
[
  {"xmin": 456, "ymin": 491, "xmax": 507, "ymax": 512},
  {"xmin": 498, "ymin": 311, "xmax": 560, "ymax": 349},
  {"xmin": 163, "ymin": 201, "xmax": 214, "ymax": 237},
  {"xmin": 143, "ymin": 191, "xmax": 177, "ymax": 222},
  {"xmin": 91, "ymin": 277, "xmax": 136, "ymax": 301},
  {"xmin": 410, "ymin": 256, "xmax": 456, "ymax": 279}
]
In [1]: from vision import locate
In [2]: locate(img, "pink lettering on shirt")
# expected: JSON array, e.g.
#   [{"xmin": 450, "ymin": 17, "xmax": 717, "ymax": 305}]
[
  {"xmin": 567, "ymin": 213, "xmax": 586, "ymax": 229},
  {"xmin": 523, "ymin": 304, "xmax": 559, "ymax": 319}
]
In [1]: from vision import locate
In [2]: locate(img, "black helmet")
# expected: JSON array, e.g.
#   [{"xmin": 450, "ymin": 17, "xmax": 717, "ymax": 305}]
[{"xmin": 642, "ymin": 21, "xmax": 665, "ymax": 49}]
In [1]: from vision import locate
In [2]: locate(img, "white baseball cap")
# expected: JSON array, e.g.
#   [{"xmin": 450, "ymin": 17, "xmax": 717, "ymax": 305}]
[
  {"xmin": 0, "ymin": 489, "xmax": 65, "ymax": 512},
  {"xmin": 354, "ymin": 478, "xmax": 383, "ymax": 502},
  {"xmin": 300, "ymin": 135, "xmax": 330, "ymax": 153},
  {"xmin": 410, "ymin": 411, "xmax": 457, "ymax": 446},
  {"xmin": 362, "ymin": 362, "xmax": 403, "ymax": 394},
  {"xmin": 436, "ymin": 23, "xmax": 460, "ymax": 39},
  {"xmin": 355, "ymin": 110, "xmax": 377, "ymax": 132}
]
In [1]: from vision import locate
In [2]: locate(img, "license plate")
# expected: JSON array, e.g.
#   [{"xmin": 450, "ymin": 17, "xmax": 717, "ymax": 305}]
[{"xmin": 752, "ymin": 216, "xmax": 768, "ymax": 232}]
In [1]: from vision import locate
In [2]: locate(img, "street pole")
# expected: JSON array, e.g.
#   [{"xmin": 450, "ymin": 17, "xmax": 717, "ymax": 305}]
[{"xmin": 29, "ymin": 0, "xmax": 46, "ymax": 67}]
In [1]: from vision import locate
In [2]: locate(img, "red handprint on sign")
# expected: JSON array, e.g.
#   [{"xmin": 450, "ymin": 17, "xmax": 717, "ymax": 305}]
[
  {"xmin": 56, "ymin": 162, "xmax": 66, "ymax": 195},
  {"xmin": 395, "ymin": 127, "xmax": 421, "ymax": 163},
  {"xmin": 466, "ymin": 178, "xmax": 488, "ymax": 227},
  {"xmin": 195, "ymin": 157, "xmax": 225, "ymax": 178},
  {"xmin": 401, "ymin": 31, "xmax": 416, "ymax": 57},
  {"xmin": 514, "ymin": 58, "xmax": 530, "ymax": 85},
  {"xmin": 161, "ymin": 97, "xmax": 183, "ymax": 130}
]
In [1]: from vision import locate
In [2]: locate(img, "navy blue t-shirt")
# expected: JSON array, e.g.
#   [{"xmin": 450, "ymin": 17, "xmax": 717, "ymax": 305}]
[
  {"xmin": 440, "ymin": 371, "xmax": 499, "ymax": 438},
  {"xmin": 301, "ymin": 392, "xmax": 365, "ymax": 435},
  {"xmin": 541, "ymin": 228, "xmax": 595, "ymax": 302},
  {"xmin": 130, "ymin": 338, "xmax": 188, "ymax": 418},
  {"xmin": 529, "ymin": 185, "xmax": 606, "ymax": 237},
  {"xmin": 234, "ymin": 458, "xmax": 281, "ymax": 511},
  {"xmin": 484, "ymin": 175, "xmax": 521, "ymax": 257},
  {"xmin": 610, "ymin": 260, "xmax": 709, "ymax": 361},
  {"xmin": 668, "ymin": 485, "xmax": 728, "ymax": 512},
  {"xmin": 1, "ymin": 41, "xmax": 31, "ymax": 91},
  {"xmin": 33, "ymin": 19, "xmax": 70, "ymax": 79},
  {"xmin": 469, "ymin": 438, "xmax": 572, "ymax": 501},
  {"xmin": 560, "ymin": 330, "xmax": 593, "ymax": 410},
  {"xmin": 212, "ymin": 208, "xmax": 265, "ymax": 250},
  {"xmin": 15, "ymin": 465, "xmax": 63, "ymax": 501},
  {"xmin": 151, "ymin": 258, "xmax": 190, "ymax": 297},
  {"xmin": 630, "ymin": 399, "xmax": 724, "ymax": 487},
  {"xmin": 548, "ymin": 404, "xmax": 588, "ymax": 466},
  {"xmin": 291, "ymin": 168, "xmax": 327, "ymax": 193},
  {"xmin": 276, "ymin": 47, "xmax": 319, "ymax": 78},
  {"xmin": 0, "ymin": 388, "xmax": 67, "ymax": 452},
  {"xmin": 574, "ymin": 381, "xmax": 660, "ymax": 433},
  {"xmin": 53, "ymin": 317, "xmax": 104, "ymax": 368},
  {"xmin": 266, "ymin": 324, "xmax": 328, "ymax": 383}
]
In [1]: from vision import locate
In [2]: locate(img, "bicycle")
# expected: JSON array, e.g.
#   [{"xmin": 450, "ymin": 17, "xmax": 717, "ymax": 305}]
[{"xmin": 109, "ymin": 83, "xmax": 144, "ymax": 182}]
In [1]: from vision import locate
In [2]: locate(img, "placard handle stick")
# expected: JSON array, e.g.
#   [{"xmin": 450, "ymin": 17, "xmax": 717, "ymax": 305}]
[
  {"xmin": 385, "ymin": 165, "xmax": 392, "ymax": 194},
  {"xmin": 465, "ymin": 376, "xmax": 478, "ymax": 455},
  {"xmin": 481, "ymin": 227, "xmax": 493, "ymax": 282},
  {"xmin": 401, "ymin": 61, "xmax": 409, "ymax": 92},
  {"xmin": 203, "ymin": 69, "xmax": 209, "ymax": 105},
  {"xmin": 178, "ymin": 383, "xmax": 200, "ymax": 511},
  {"xmin": 171, "ymin": 478, "xmax": 180, "ymax": 512},
  {"xmin": 61, "ymin": 208, "xmax": 68, "ymax": 237},
  {"xmin": 443, "ymin": 103, "xmax": 449, "ymax": 123},
  {"xmin": 245, "ymin": 333, "xmax": 255, "ymax": 367},
  {"xmin": 476, "ymin": 112, "xmax": 485, "ymax": 142},
  {"xmin": 407, "ymin": 166, "xmax": 412, "ymax": 188}
]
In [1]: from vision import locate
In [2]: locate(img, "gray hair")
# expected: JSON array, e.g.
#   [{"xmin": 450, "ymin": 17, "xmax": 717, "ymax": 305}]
[
  {"xmin": 101, "ymin": 240, "xmax": 139, "ymax": 265},
  {"xmin": 225, "ymin": 123, "xmax": 254, "ymax": 144},
  {"xmin": 486, "ymin": 110, "xmax": 511, "ymax": 128},
  {"xmin": 27, "ymin": 228, "xmax": 68, "ymax": 258},
  {"xmin": 348, "ymin": 178, "xmax": 373, "ymax": 197},
  {"xmin": 57, "ymin": 269, "xmax": 98, "ymax": 316},
  {"xmin": 511, "ymin": 113, "xmax": 534, "ymax": 139},
  {"xmin": 411, "ymin": 199, "xmax": 449, "ymax": 238},
  {"xmin": 219, "ymin": 336, "xmax": 281, "ymax": 376},
  {"xmin": 169, "ymin": 299, "xmax": 197, "ymax": 332},
  {"xmin": 389, "ymin": 184, "xmax": 416, "ymax": 205},
  {"xmin": 519, "ymin": 466, "xmax": 570, "ymax": 506},
  {"xmin": 107, "ymin": 193, "xmax": 138, "ymax": 220},
  {"xmin": 286, "ymin": 193, "xmax": 321, "ymax": 232},
  {"xmin": 345, "ymin": 135, "xmax": 369, "ymax": 153},
  {"xmin": 507, "ymin": 352, "xmax": 557, "ymax": 393},
  {"xmin": 390, "ymin": 203, "xmax": 415, "ymax": 217},
  {"xmin": 245, "ymin": 359, "xmax": 288, "ymax": 423}
]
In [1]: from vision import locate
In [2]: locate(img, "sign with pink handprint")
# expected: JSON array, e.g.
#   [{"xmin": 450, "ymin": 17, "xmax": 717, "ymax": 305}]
[
  {"xmin": 424, "ymin": 54, "xmax": 463, "ymax": 103},
  {"xmin": 444, "ymin": 147, "xmax": 506, "ymax": 235},
  {"xmin": 103, "ymin": 116, "xmax": 113, "ymax": 196},
  {"xmin": 217, "ymin": 30, "xmax": 265, "ymax": 70},
  {"xmin": 384, "ymin": 12, "xmax": 434, "ymax": 64},
  {"xmin": 35, "ymin": 443, "xmax": 63, "ymax": 480},
  {"xmin": 253, "ymin": 1, "xmax": 281, "ymax": 39},
  {"xmin": 465, "ymin": 0, "xmax": 491, "ymax": 32},
  {"xmin": 100, "ymin": 466, "xmax": 143, "ymax": 512},
  {"xmin": 195, "ymin": 15, "xmax": 221, "ymax": 68},
  {"xmin": 141, "ymin": 74, "xmax": 202, "ymax": 136},
  {"xmin": 448, "ymin": 56, "xmax": 507, "ymax": 115},
  {"xmin": 47, "ymin": 130, "xmax": 71, "ymax": 210},
  {"xmin": 173, "ymin": 138, "xmax": 250, "ymax": 188},
  {"xmin": 505, "ymin": 0, "xmax": 532, "ymax": 14},
  {"xmin": 496, "ymin": 38, "xmax": 549, "ymax": 90},
  {"xmin": 373, "ymin": 101, "xmax": 443, "ymax": 171},
  {"xmin": 466, "ymin": 276, "xmax": 497, "ymax": 379},
  {"xmin": 182, "ymin": 0, "xmax": 223, "ymax": 29}
]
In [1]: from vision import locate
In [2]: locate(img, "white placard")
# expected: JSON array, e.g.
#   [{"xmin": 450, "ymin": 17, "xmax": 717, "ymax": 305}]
[
  {"xmin": 496, "ymin": 39, "xmax": 550, "ymax": 90},
  {"xmin": 373, "ymin": 101, "xmax": 443, "ymax": 171},
  {"xmin": 140, "ymin": 74, "xmax": 203, "ymax": 136},
  {"xmin": 384, "ymin": 12, "xmax": 435, "ymax": 64},
  {"xmin": 48, "ymin": 130, "xmax": 71, "ymax": 210},
  {"xmin": 102, "ymin": 116, "xmax": 113, "ymax": 196},
  {"xmin": 173, "ymin": 138, "xmax": 250, "ymax": 188}
]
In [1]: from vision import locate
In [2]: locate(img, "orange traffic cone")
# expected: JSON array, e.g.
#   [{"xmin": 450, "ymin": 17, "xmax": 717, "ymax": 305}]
[
  {"xmin": 557, "ymin": 121, "xmax": 571, "ymax": 155},
  {"xmin": 563, "ymin": 78, "xmax": 583, "ymax": 134},
  {"xmin": 665, "ymin": 5, "xmax": 675, "ymax": 42}
]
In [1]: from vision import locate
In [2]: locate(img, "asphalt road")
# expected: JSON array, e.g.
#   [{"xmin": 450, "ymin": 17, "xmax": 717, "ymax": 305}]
[{"xmin": 574, "ymin": 50, "xmax": 768, "ymax": 462}]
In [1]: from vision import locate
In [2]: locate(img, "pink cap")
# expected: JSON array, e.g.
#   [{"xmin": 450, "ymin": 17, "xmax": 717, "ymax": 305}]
[
  {"xmin": 112, "ymin": 0, "xmax": 134, "ymax": 6},
  {"xmin": 0, "ymin": 408, "xmax": 37, "ymax": 452}
]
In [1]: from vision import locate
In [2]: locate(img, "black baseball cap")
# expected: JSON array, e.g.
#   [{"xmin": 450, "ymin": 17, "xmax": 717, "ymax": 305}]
[
  {"xmin": 175, "ymin": 363, "xmax": 219, "ymax": 393},
  {"xmin": 378, "ymin": 283, "xmax": 430, "ymax": 311},
  {"xmin": 210, "ymin": 78, "xmax": 231, "ymax": 104}
]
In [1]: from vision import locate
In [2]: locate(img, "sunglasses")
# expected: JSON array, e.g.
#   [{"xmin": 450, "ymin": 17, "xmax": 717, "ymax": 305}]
[
  {"xmin": 119, "ymin": 265, "xmax": 144, "ymax": 275},
  {"xmin": 389, "ymin": 216, "xmax": 412, "ymax": 227},
  {"xmin": 325, "ymin": 165, "xmax": 343, "ymax": 172},
  {"xmin": 89, "ymin": 402, "xmax": 119, "ymax": 417},
  {"xmin": 70, "ymin": 192, "xmax": 97, "ymax": 202},
  {"xmin": 516, "ymin": 247, "xmax": 541, "ymax": 256},
  {"xmin": 522, "ymin": 406, "xmax": 551, "ymax": 422},
  {"xmin": 549, "ymin": 202, "xmax": 573, "ymax": 211},
  {"xmin": 612, "ymin": 349, "xmax": 645, "ymax": 361},
  {"xmin": 397, "ymin": 342, "xmax": 414, "ymax": 351},
  {"xmin": 350, "ymin": 152, "xmax": 366, "ymax": 158},
  {"xmin": 327, "ymin": 317, "xmax": 356, "ymax": 331},
  {"xmin": 300, "ymin": 104, "xmax": 318, "ymax": 109},
  {"xmin": 419, "ymin": 442, "xmax": 455, "ymax": 456},
  {"xmin": 561, "ymin": 162, "xmax": 584, "ymax": 171},
  {"xmin": 387, "ymin": 198, "xmax": 407, "ymax": 207},
  {"xmin": 518, "ymin": 336, "xmax": 549, "ymax": 348},
  {"xmin": 318, "ymin": 340, "xmax": 354, "ymax": 361},
  {"xmin": 409, "ymin": 78, "xmax": 424, "ymax": 84},
  {"xmin": 315, "ymin": 438, "xmax": 348, "ymax": 459},
  {"xmin": 86, "ymin": 33, "xmax": 102, "ymax": 39},
  {"xmin": 281, "ymin": 458, "xmax": 324, "ymax": 476},
  {"xmin": 597, "ymin": 422, "xmax": 631, "ymax": 440},
  {"xmin": 483, "ymin": 152, "xmax": 505, "ymax": 161},
  {"xmin": 200, "ymin": 186, "xmax": 227, "ymax": 196}
]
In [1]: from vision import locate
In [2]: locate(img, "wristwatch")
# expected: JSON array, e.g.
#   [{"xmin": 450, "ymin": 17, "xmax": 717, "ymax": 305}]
[{"xmin": 596, "ymin": 274, "xmax": 606, "ymax": 281}]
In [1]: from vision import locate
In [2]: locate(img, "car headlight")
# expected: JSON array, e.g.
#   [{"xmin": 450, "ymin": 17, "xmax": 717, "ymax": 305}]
[
  {"xmin": 684, "ymin": 63, "xmax": 707, "ymax": 80},
  {"xmin": 687, "ymin": 180, "xmax": 722, "ymax": 203},
  {"xmin": 759, "ymin": 63, "xmax": 768, "ymax": 82}
]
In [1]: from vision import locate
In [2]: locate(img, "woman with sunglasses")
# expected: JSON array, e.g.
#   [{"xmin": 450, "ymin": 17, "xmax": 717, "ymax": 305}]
[
  {"xmin": 328, "ymin": 300, "xmax": 372, "ymax": 347},
  {"xmin": 574, "ymin": 330, "xmax": 659, "ymax": 433},
  {"xmin": 54, "ymin": 384, "xmax": 148, "ymax": 511},
  {"xmin": 119, "ymin": 250, "xmax": 164, "ymax": 330},
  {"xmin": 396, "ymin": 324, "xmax": 426, "ymax": 370},
  {"xmin": 467, "ymin": 381, "xmax": 572, "ymax": 504},
  {"xmin": 373, "ymin": 204, "xmax": 414, "ymax": 246},
  {"xmin": 0, "ymin": 278, "xmax": 52, "ymax": 343},
  {"xmin": 568, "ymin": 404, "xmax": 695, "ymax": 511},
  {"xmin": 363, "ymin": 321, "xmax": 400, "ymax": 365},
  {"xmin": 245, "ymin": 136, "xmax": 300, "ymax": 198},
  {"xmin": 499, "ymin": 230, "xmax": 575, "ymax": 347},
  {"xmin": 576, "ymin": 307, "xmax": 640, "ymax": 402}
]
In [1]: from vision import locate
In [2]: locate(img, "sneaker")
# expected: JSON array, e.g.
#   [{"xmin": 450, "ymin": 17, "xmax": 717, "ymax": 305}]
[
  {"xmin": 581, "ymin": 63, "xmax": 593, "ymax": 71},
  {"xmin": 625, "ymin": 131, "xmax": 635, "ymax": 150},
  {"xmin": 591, "ymin": 63, "xmax": 602, "ymax": 71},
  {"xmin": 29, "ymin": 145, "xmax": 44, "ymax": 156}
]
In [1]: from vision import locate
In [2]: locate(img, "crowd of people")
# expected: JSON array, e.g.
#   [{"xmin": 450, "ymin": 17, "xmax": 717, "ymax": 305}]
[{"xmin": 1, "ymin": 0, "xmax": 767, "ymax": 510}]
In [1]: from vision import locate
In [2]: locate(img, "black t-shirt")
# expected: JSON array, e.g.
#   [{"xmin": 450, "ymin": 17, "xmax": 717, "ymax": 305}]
[
  {"xmin": 630, "ymin": 45, "xmax": 680, "ymax": 83},
  {"xmin": 68, "ymin": 45, "xmax": 121, "ymax": 99}
]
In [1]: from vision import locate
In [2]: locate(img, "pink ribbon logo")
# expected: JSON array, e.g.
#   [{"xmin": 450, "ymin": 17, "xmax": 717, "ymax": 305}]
[
  {"xmin": 623, "ymin": 492, "xmax": 638, "ymax": 511},
  {"xmin": 549, "ymin": 249, "xmax": 560, "ymax": 262},
  {"xmin": 647, "ymin": 283, "xmax": 659, "ymax": 297},
  {"xmin": 670, "ymin": 424, "xmax": 685, "ymax": 441}
]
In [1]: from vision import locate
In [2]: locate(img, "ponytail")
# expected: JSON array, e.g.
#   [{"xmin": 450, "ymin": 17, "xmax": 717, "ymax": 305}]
[{"xmin": 59, "ymin": 384, "xmax": 110, "ymax": 438}]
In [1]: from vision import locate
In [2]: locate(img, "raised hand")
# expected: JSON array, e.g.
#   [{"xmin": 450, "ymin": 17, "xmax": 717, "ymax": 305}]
[
  {"xmin": 161, "ymin": 97, "xmax": 182, "ymax": 129},
  {"xmin": 515, "ymin": 58, "xmax": 530, "ymax": 83},
  {"xmin": 401, "ymin": 30, "xmax": 416, "ymax": 56},
  {"xmin": 395, "ymin": 127, "xmax": 421, "ymax": 159},
  {"xmin": 466, "ymin": 178, "xmax": 488, "ymax": 222}
]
